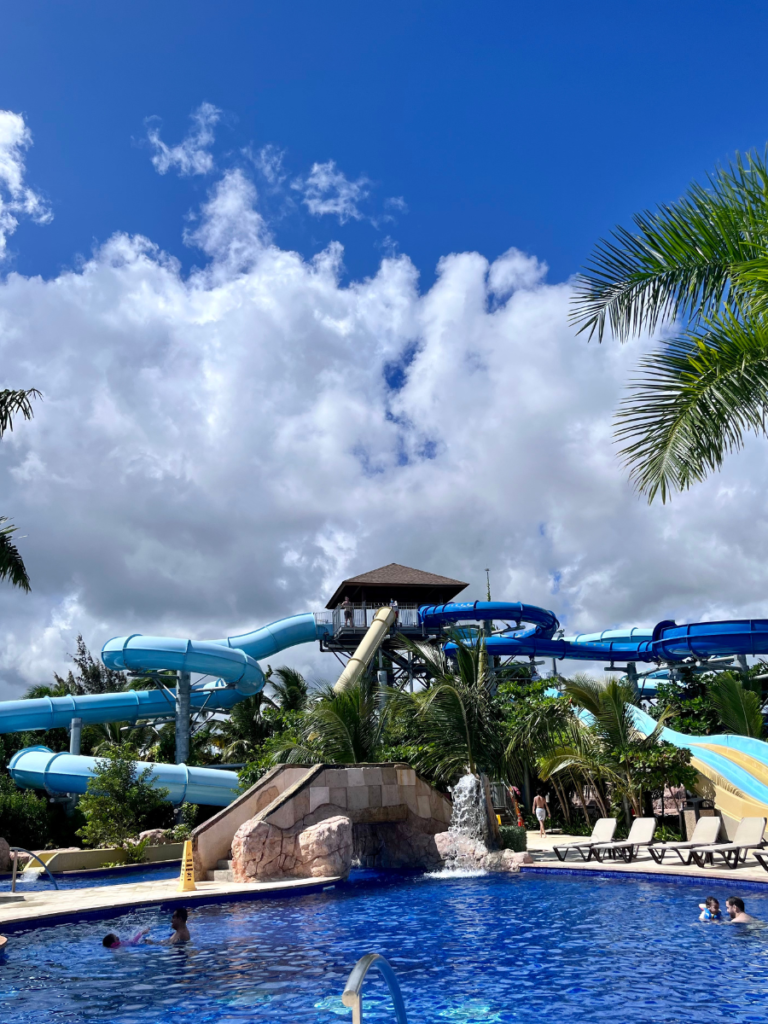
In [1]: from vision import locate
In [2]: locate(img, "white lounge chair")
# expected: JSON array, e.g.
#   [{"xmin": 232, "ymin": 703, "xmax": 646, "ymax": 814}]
[
  {"xmin": 689, "ymin": 816, "xmax": 767, "ymax": 869},
  {"xmin": 589, "ymin": 817, "xmax": 656, "ymax": 863},
  {"xmin": 648, "ymin": 815, "xmax": 721, "ymax": 865},
  {"xmin": 553, "ymin": 818, "xmax": 617, "ymax": 862}
]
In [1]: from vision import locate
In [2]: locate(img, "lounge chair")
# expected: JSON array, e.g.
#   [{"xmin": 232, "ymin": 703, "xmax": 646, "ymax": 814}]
[
  {"xmin": 648, "ymin": 815, "xmax": 721, "ymax": 865},
  {"xmin": 552, "ymin": 818, "xmax": 617, "ymax": 862},
  {"xmin": 689, "ymin": 816, "xmax": 767, "ymax": 869},
  {"xmin": 589, "ymin": 817, "xmax": 657, "ymax": 863}
]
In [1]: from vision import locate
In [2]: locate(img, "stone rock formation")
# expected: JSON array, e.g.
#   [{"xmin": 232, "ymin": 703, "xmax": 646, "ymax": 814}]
[
  {"xmin": 433, "ymin": 831, "xmax": 532, "ymax": 872},
  {"xmin": 232, "ymin": 814, "xmax": 353, "ymax": 882},
  {"xmin": 0, "ymin": 837, "xmax": 10, "ymax": 873}
]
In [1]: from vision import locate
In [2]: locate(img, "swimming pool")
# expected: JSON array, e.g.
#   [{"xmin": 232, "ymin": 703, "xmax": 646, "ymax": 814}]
[
  {"xmin": 2, "ymin": 868, "xmax": 768, "ymax": 1023},
  {"xmin": 0, "ymin": 862, "xmax": 180, "ymax": 891}
]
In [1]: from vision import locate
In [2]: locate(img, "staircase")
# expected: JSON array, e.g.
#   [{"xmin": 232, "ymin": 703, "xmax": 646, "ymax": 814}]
[{"xmin": 206, "ymin": 858, "xmax": 235, "ymax": 882}]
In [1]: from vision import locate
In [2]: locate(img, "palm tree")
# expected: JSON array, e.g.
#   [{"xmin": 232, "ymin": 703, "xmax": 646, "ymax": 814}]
[
  {"xmin": 0, "ymin": 388, "xmax": 41, "ymax": 587},
  {"xmin": 539, "ymin": 675, "xmax": 667, "ymax": 817},
  {"xmin": 708, "ymin": 672, "xmax": 764, "ymax": 737},
  {"xmin": 272, "ymin": 672, "xmax": 386, "ymax": 765},
  {"xmin": 386, "ymin": 635, "xmax": 508, "ymax": 786},
  {"xmin": 268, "ymin": 667, "xmax": 309, "ymax": 711},
  {"xmin": 571, "ymin": 151, "xmax": 768, "ymax": 502},
  {"xmin": 216, "ymin": 692, "xmax": 273, "ymax": 761}
]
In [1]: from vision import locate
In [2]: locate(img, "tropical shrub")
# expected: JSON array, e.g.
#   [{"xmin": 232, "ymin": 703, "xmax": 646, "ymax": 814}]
[
  {"xmin": 76, "ymin": 745, "xmax": 172, "ymax": 848},
  {"xmin": 498, "ymin": 825, "xmax": 527, "ymax": 852}
]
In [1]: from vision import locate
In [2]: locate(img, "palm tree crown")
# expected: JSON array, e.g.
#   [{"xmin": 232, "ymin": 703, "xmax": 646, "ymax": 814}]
[{"xmin": 571, "ymin": 151, "xmax": 768, "ymax": 502}]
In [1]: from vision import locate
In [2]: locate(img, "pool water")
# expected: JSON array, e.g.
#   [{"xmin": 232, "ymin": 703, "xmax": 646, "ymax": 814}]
[
  {"xmin": 3, "ymin": 868, "xmax": 768, "ymax": 1024},
  {"xmin": 0, "ymin": 863, "xmax": 180, "ymax": 891}
]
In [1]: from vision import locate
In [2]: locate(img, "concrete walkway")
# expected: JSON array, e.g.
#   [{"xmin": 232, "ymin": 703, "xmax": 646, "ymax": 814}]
[
  {"xmin": 525, "ymin": 830, "xmax": 768, "ymax": 885},
  {"xmin": 0, "ymin": 874, "xmax": 342, "ymax": 929}
]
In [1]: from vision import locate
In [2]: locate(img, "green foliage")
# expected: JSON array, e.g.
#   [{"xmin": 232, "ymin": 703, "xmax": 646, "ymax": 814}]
[
  {"xmin": 384, "ymin": 635, "xmax": 510, "ymax": 786},
  {"xmin": 268, "ymin": 667, "xmax": 309, "ymax": 711},
  {"xmin": 276, "ymin": 675, "xmax": 386, "ymax": 765},
  {"xmin": 655, "ymin": 824, "xmax": 683, "ymax": 842},
  {"xmin": 123, "ymin": 837, "xmax": 150, "ymax": 864},
  {"xmin": 653, "ymin": 678, "xmax": 722, "ymax": 735},
  {"xmin": 238, "ymin": 758, "xmax": 272, "ymax": 791},
  {"xmin": 616, "ymin": 743, "xmax": 699, "ymax": 794},
  {"xmin": 0, "ymin": 388, "xmax": 41, "ymax": 590},
  {"xmin": 571, "ymin": 149, "xmax": 768, "ymax": 501},
  {"xmin": 498, "ymin": 825, "xmax": 527, "ymax": 852},
  {"xmin": 707, "ymin": 672, "xmax": 764, "ymax": 737},
  {"xmin": 538, "ymin": 676, "xmax": 674, "ymax": 818},
  {"xmin": 0, "ymin": 518, "xmax": 31, "ymax": 592},
  {"xmin": 0, "ymin": 773, "xmax": 50, "ymax": 848},
  {"xmin": 76, "ymin": 745, "xmax": 172, "ymax": 848}
]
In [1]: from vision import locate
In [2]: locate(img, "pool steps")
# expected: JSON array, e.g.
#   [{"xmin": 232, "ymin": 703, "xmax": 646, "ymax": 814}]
[{"xmin": 207, "ymin": 858, "xmax": 235, "ymax": 882}]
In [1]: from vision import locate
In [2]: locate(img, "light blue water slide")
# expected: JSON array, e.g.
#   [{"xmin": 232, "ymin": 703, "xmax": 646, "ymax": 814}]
[
  {"xmin": 8, "ymin": 745, "xmax": 240, "ymax": 805},
  {"xmin": 5, "ymin": 613, "xmax": 331, "ymax": 805}
]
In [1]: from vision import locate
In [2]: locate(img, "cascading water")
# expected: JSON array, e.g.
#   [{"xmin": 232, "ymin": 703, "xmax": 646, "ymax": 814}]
[
  {"xmin": 426, "ymin": 772, "xmax": 494, "ymax": 876},
  {"xmin": 448, "ymin": 773, "xmax": 491, "ymax": 845}
]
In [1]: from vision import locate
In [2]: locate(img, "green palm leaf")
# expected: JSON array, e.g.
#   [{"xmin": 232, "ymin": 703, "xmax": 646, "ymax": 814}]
[
  {"xmin": 571, "ymin": 152, "xmax": 768, "ymax": 342},
  {"xmin": 0, "ymin": 389, "xmax": 41, "ymax": 438},
  {"xmin": 615, "ymin": 311, "xmax": 768, "ymax": 501},
  {"xmin": 0, "ymin": 518, "xmax": 31, "ymax": 592},
  {"xmin": 708, "ymin": 673, "xmax": 764, "ymax": 737}
]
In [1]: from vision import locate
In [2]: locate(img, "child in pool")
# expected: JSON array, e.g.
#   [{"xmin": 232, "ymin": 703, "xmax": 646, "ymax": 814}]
[
  {"xmin": 698, "ymin": 897, "xmax": 722, "ymax": 921},
  {"xmin": 102, "ymin": 928, "xmax": 150, "ymax": 948}
]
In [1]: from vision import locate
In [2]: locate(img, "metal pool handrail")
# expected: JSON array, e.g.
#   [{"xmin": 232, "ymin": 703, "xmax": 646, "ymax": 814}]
[
  {"xmin": 342, "ymin": 953, "xmax": 407, "ymax": 1024},
  {"xmin": 10, "ymin": 847, "xmax": 59, "ymax": 891}
]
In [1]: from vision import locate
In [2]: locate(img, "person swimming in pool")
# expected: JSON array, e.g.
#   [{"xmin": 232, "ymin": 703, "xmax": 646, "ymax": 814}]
[
  {"xmin": 142, "ymin": 907, "xmax": 191, "ymax": 945},
  {"xmin": 698, "ymin": 896, "xmax": 722, "ymax": 921},
  {"xmin": 726, "ymin": 897, "xmax": 756, "ymax": 924},
  {"xmin": 102, "ymin": 928, "xmax": 150, "ymax": 948}
]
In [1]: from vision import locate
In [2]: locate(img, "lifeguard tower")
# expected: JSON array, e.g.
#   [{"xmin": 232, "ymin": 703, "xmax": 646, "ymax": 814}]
[{"xmin": 318, "ymin": 562, "xmax": 468, "ymax": 686}]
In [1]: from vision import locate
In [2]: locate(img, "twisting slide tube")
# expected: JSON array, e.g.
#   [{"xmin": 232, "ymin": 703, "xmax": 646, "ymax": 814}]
[
  {"xmin": 5, "ymin": 613, "xmax": 332, "ymax": 805},
  {"xmin": 8, "ymin": 746, "xmax": 240, "ymax": 806}
]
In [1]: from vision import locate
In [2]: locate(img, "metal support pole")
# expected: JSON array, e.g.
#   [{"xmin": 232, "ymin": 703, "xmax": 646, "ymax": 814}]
[
  {"xmin": 69, "ymin": 717, "xmax": 82, "ymax": 755},
  {"xmin": 175, "ymin": 671, "xmax": 191, "ymax": 764},
  {"xmin": 408, "ymin": 650, "xmax": 413, "ymax": 693},
  {"xmin": 737, "ymin": 653, "xmax": 749, "ymax": 677}
]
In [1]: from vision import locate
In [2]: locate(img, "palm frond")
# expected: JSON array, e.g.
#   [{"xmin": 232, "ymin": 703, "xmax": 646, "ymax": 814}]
[
  {"xmin": 571, "ymin": 151, "xmax": 768, "ymax": 341},
  {"xmin": 268, "ymin": 667, "xmax": 309, "ymax": 711},
  {"xmin": 0, "ymin": 517, "xmax": 31, "ymax": 591},
  {"xmin": 708, "ymin": 673, "xmax": 764, "ymax": 737},
  {"xmin": 0, "ymin": 388, "xmax": 41, "ymax": 438},
  {"xmin": 614, "ymin": 310, "xmax": 768, "ymax": 501}
]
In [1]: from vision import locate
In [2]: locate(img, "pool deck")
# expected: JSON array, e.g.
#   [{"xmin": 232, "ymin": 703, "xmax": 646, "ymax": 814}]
[
  {"xmin": 524, "ymin": 830, "xmax": 768, "ymax": 886},
  {"xmin": 0, "ymin": 874, "xmax": 342, "ymax": 930}
]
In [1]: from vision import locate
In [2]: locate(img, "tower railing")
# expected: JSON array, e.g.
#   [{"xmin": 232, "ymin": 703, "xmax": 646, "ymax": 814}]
[{"xmin": 317, "ymin": 605, "xmax": 420, "ymax": 635}]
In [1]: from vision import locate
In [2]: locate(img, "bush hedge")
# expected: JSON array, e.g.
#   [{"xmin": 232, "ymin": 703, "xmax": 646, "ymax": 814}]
[{"xmin": 498, "ymin": 824, "xmax": 527, "ymax": 852}]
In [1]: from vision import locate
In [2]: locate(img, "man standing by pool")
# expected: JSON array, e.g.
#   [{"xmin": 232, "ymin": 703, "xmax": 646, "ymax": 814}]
[
  {"xmin": 532, "ymin": 791, "xmax": 549, "ymax": 837},
  {"xmin": 726, "ymin": 897, "xmax": 755, "ymax": 923}
]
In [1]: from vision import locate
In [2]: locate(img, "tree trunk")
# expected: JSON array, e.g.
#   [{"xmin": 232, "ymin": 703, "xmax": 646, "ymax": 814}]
[{"xmin": 574, "ymin": 778, "xmax": 591, "ymax": 826}]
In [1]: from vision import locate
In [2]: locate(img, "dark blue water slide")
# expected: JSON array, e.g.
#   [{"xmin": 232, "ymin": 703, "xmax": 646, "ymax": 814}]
[{"xmin": 430, "ymin": 602, "xmax": 768, "ymax": 664}]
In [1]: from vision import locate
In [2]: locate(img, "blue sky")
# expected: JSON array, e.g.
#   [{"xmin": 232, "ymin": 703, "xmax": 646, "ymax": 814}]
[
  {"xmin": 4, "ymin": 1, "xmax": 768, "ymax": 694},
  {"xmin": 6, "ymin": 1, "xmax": 768, "ymax": 285}
]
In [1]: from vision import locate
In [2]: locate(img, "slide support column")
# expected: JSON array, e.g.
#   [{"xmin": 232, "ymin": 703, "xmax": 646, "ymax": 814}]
[
  {"xmin": 69, "ymin": 717, "xmax": 82, "ymax": 756},
  {"xmin": 175, "ymin": 671, "xmax": 191, "ymax": 764}
]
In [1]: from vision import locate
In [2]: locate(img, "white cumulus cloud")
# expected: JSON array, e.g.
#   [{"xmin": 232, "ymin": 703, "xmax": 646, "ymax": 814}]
[
  {"xmin": 2, "ymin": 138, "xmax": 768, "ymax": 700},
  {"xmin": 294, "ymin": 160, "xmax": 370, "ymax": 223},
  {"xmin": 147, "ymin": 102, "xmax": 222, "ymax": 177},
  {"xmin": 0, "ymin": 110, "xmax": 51, "ymax": 259}
]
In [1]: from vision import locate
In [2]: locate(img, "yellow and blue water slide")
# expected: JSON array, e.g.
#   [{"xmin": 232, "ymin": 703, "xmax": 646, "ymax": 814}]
[
  {"xmin": 432, "ymin": 601, "xmax": 768, "ymax": 818},
  {"xmin": 4, "ymin": 613, "xmax": 332, "ymax": 805}
]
